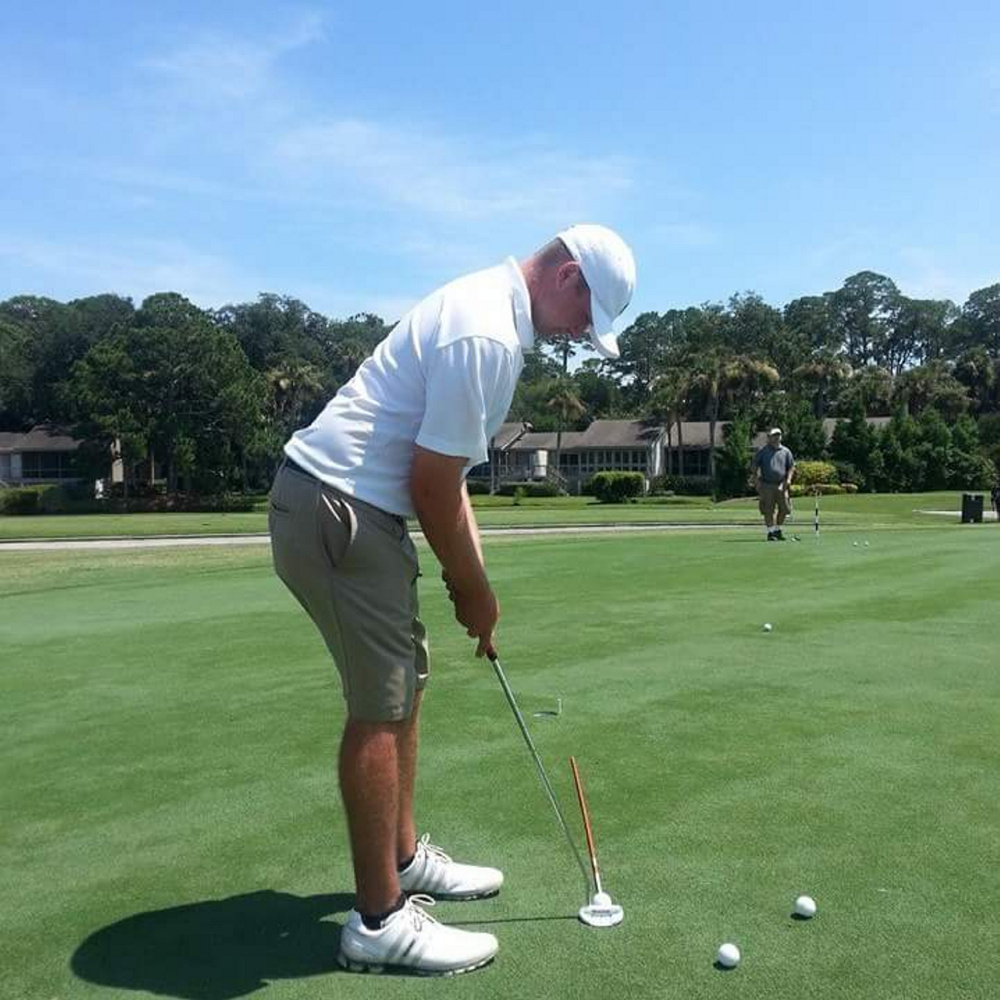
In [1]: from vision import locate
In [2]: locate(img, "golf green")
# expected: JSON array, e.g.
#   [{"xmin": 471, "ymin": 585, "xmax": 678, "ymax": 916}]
[{"xmin": 1, "ymin": 524, "xmax": 997, "ymax": 998}]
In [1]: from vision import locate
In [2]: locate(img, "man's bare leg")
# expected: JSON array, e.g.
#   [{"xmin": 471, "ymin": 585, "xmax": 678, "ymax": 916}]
[
  {"xmin": 339, "ymin": 719, "xmax": 404, "ymax": 915},
  {"xmin": 396, "ymin": 689, "xmax": 422, "ymax": 866}
]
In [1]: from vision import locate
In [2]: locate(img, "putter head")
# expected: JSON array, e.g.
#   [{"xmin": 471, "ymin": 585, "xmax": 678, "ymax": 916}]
[{"xmin": 578, "ymin": 892, "xmax": 624, "ymax": 928}]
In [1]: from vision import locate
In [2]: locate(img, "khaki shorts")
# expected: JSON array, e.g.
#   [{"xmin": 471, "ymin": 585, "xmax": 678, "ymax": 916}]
[
  {"xmin": 268, "ymin": 460, "xmax": 429, "ymax": 722},
  {"xmin": 758, "ymin": 483, "xmax": 791, "ymax": 518}
]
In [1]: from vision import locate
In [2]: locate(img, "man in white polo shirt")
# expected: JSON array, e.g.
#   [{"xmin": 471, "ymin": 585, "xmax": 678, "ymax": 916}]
[{"xmin": 268, "ymin": 225, "xmax": 635, "ymax": 976}]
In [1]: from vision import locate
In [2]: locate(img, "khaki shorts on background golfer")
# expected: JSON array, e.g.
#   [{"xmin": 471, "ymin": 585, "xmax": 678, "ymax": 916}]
[
  {"xmin": 268, "ymin": 461, "xmax": 429, "ymax": 722},
  {"xmin": 758, "ymin": 483, "xmax": 791, "ymax": 518}
]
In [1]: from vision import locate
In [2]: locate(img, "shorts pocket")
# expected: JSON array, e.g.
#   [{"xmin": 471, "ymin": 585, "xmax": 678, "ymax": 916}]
[{"xmin": 319, "ymin": 492, "xmax": 357, "ymax": 568}]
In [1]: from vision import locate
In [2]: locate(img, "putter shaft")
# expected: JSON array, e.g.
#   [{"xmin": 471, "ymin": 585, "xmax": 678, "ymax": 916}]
[{"xmin": 488, "ymin": 652, "xmax": 592, "ymax": 897}]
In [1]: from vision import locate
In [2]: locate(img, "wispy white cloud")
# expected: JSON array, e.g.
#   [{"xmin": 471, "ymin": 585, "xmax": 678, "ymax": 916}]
[
  {"xmin": 0, "ymin": 235, "xmax": 262, "ymax": 309},
  {"xmin": 140, "ymin": 10, "xmax": 326, "ymax": 102},
  {"xmin": 271, "ymin": 119, "xmax": 634, "ymax": 223}
]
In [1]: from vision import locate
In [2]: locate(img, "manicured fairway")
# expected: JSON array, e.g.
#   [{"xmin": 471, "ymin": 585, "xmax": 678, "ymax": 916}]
[
  {"xmin": 2, "ymin": 524, "xmax": 998, "ymax": 998},
  {"xmin": 0, "ymin": 490, "xmax": 975, "ymax": 540}
]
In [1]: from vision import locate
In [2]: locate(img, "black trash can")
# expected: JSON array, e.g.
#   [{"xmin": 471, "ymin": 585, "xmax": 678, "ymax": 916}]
[{"xmin": 961, "ymin": 493, "xmax": 983, "ymax": 524}]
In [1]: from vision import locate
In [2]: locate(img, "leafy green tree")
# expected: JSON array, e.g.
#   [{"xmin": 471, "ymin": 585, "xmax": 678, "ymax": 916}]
[
  {"xmin": 608, "ymin": 310, "xmax": 687, "ymax": 411},
  {"xmin": 791, "ymin": 354, "xmax": 850, "ymax": 419},
  {"xmin": 961, "ymin": 284, "xmax": 1000, "ymax": 359},
  {"xmin": 892, "ymin": 362, "xmax": 970, "ymax": 421},
  {"xmin": 69, "ymin": 333, "xmax": 151, "ymax": 498},
  {"xmin": 897, "ymin": 297, "xmax": 960, "ymax": 365},
  {"xmin": 73, "ymin": 294, "xmax": 265, "ymax": 492},
  {"xmin": 212, "ymin": 294, "xmax": 329, "ymax": 372},
  {"xmin": 953, "ymin": 348, "xmax": 997, "ymax": 415},
  {"xmin": 836, "ymin": 365, "xmax": 894, "ymax": 416},
  {"xmin": 784, "ymin": 295, "xmax": 837, "ymax": 354},
  {"xmin": 647, "ymin": 369, "xmax": 692, "ymax": 476},
  {"xmin": 573, "ymin": 360, "xmax": 622, "ymax": 419},
  {"xmin": 714, "ymin": 412, "xmax": 752, "ymax": 499},
  {"xmin": 829, "ymin": 272, "xmax": 901, "ymax": 369},
  {"xmin": 781, "ymin": 400, "xmax": 827, "ymax": 460},
  {"xmin": 0, "ymin": 316, "xmax": 34, "ymax": 429},
  {"xmin": 546, "ymin": 378, "xmax": 586, "ymax": 488},
  {"xmin": 829, "ymin": 402, "xmax": 880, "ymax": 491}
]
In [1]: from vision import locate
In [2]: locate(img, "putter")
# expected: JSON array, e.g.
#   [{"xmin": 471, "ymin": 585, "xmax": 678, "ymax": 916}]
[
  {"xmin": 487, "ymin": 651, "xmax": 592, "ymax": 899},
  {"xmin": 570, "ymin": 756, "xmax": 624, "ymax": 927}
]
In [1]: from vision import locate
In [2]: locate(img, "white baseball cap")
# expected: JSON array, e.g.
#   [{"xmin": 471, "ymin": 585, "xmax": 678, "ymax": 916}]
[
  {"xmin": 557, "ymin": 224, "xmax": 636, "ymax": 359},
  {"xmin": 769, "ymin": 427, "xmax": 783, "ymax": 437}
]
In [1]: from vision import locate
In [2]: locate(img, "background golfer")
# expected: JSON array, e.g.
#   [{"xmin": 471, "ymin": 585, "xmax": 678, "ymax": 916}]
[
  {"xmin": 268, "ymin": 225, "xmax": 636, "ymax": 975},
  {"xmin": 753, "ymin": 427, "xmax": 795, "ymax": 541}
]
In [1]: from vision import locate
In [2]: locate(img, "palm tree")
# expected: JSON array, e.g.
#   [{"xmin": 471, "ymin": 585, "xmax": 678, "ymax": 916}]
[
  {"xmin": 792, "ymin": 354, "xmax": 850, "ymax": 419},
  {"xmin": 691, "ymin": 354, "xmax": 779, "ymax": 481},
  {"xmin": 546, "ymin": 378, "xmax": 586, "ymax": 491},
  {"xmin": 266, "ymin": 362, "xmax": 325, "ymax": 438},
  {"xmin": 649, "ymin": 369, "xmax": 692, "ymax": 477}
]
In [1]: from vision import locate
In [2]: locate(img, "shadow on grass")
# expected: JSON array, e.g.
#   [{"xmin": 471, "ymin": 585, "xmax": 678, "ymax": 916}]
[{"xmin": 71, "ymin": 889, "xmax": 353, "ymax": 1000}]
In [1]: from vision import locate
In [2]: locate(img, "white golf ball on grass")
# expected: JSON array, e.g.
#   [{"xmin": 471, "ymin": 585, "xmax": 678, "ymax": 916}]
[
  {"xmin": 762, "ymin": 623, "xmax": 773, "ymax": 632},
  {"xmin": 716, "ymin": 942, "xmax": 741, "ymax": 968},
  {"xmin": 794, "ymin": 894, "xmax": 817, "ymax": 918}
]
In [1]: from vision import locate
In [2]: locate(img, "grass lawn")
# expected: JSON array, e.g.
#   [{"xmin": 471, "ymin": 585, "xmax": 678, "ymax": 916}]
[
  {"xmin": 0, "ymin": 490, "xmax": 979, "ymax": 540},
  {"xmin": 2, "ymin": 524, "xmax": 997, "ymax": 998}
]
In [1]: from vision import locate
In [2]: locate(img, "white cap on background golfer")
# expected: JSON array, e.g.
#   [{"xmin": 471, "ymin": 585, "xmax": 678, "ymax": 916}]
[{"xmin": 557, "ymin": 224, "xmax": 636, "ymax": 360}]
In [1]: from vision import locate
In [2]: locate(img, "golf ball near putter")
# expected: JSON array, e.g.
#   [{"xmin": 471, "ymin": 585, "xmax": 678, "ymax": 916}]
[
  {"xmin": 794, "ymin": 894, "xmax": 817, "ymax": 918},
  {"xmin": 716, "ymin": 943, "xmax": 741, "ymax": 968}
]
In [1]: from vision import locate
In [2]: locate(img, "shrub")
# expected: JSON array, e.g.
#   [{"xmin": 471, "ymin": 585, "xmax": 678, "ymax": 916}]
[
  {"xmin": 496, "ymin": 481, "xmax": 560, "ymax": 498},
  {"xmin": 590, "ymin": 471, "xmax": 645, "ymax": 503},
  {"xmin": 653, "ymin": 474, "xmax": 713, "ymax": 496},
  {"xmin": 0, "ymin": 487, "xmax": 45, "ymax": 514},
  {"xmin": 793, "ymin": 461, "xmax": 838, "ymax": 488},
  {"xmin": 790, "ymin": 483, "xmax": 853, "ymax": 497},
  {"xmin": 466, "ymin": 480, "xmax": 491, "ymax": 495},
  {"xmin": 832, "ymin": 461, "xmax": 861, "ymax": 487},
  {"xmin": 714, "ymin": 415, "xmax": 753, "ymax": 500}
]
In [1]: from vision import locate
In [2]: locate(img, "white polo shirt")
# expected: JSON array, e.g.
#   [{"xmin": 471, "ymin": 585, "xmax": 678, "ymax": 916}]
[{"xmin": 284, "ymin": 257, "xmax": 535, "ymax": 517}]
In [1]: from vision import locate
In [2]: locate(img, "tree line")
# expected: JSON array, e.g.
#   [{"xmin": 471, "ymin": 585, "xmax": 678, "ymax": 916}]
[{"xmin": 1, "ymin": 270, "xmax": 998, "ymax": 495}]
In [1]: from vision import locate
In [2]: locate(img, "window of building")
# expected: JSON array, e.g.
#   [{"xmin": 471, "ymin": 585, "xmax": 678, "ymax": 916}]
[
  {"xmin": 21, "ymin": 451, "xmax": 77, "ymax": 480},
  {"xmin": 665, "ymin": 448, "xmax": 709, "ymax": 476}
]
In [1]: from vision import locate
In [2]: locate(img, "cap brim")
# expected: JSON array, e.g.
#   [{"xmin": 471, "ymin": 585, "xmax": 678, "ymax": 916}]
[{"xmin": 589, "ymin": 295, "xmax": 619, "ymax": 359}]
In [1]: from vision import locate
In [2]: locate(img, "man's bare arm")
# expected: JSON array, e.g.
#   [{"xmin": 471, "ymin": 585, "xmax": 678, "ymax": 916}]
[{"xmin": 410, "ymin": 446, "xmax": 497, "ymax": 655}]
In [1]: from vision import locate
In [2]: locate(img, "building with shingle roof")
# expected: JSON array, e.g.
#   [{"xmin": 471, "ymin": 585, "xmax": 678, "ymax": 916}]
[
  {"xmin": 0, "ymin": 425, "xmax": 85, "ymax": 487},
  {"xmin": 474, "ymin": 416, "xmax": 893, "ymax": 492}
]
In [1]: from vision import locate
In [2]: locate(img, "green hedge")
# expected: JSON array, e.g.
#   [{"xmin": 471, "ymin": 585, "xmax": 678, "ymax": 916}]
[
  {"xmin": 789, "ymin": 483, "xmax": 859, "ymax": 497},
  {"xmin": 0, "ymin": 487, "xmax": 47, "ymax": 514},
  {"xmin": 650, "ymin": 474, "xmax": 713, "ymax": 496},
  {"xmin": 0, "ymin": 488, "xmax": 257, "ymax": 515},
  {"xmin": 793, "ymin": 461, "xmax": 838, "ymax": 488},
  {"xmin": 590, "ymin": 471, "xmax": 645, "ymax": 503},
  {"xmin": 466, "ymin": 480, "xmax": 492, "ymax": 495},
  {"xmin": 495, "ymin": 481, "xmax": 561, "ymax": 498}
]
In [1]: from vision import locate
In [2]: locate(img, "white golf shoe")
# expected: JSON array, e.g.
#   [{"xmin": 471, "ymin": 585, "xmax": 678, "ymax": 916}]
[
  {"xmin": 398, "ymin": 834, "xmax": 504, "ymax": 900},
  {"xmin": 337, "ymin": 895, "xmax": 498, "ymax": 976}
]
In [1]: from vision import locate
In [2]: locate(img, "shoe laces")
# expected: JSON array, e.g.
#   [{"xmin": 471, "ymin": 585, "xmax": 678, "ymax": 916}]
[
  {"xmin": 407, "ymin": 894, "xmax": 439, "ymax": 931},
  {"xmin": 417, "ymin": 832, "xmax": 453, "ymax": 866}
]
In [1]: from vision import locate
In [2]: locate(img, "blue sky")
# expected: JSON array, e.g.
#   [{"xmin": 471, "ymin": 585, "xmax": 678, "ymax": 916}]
[{"xmin": 2, "ymin": 1, "xmax": 998, "ymax": 325}]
